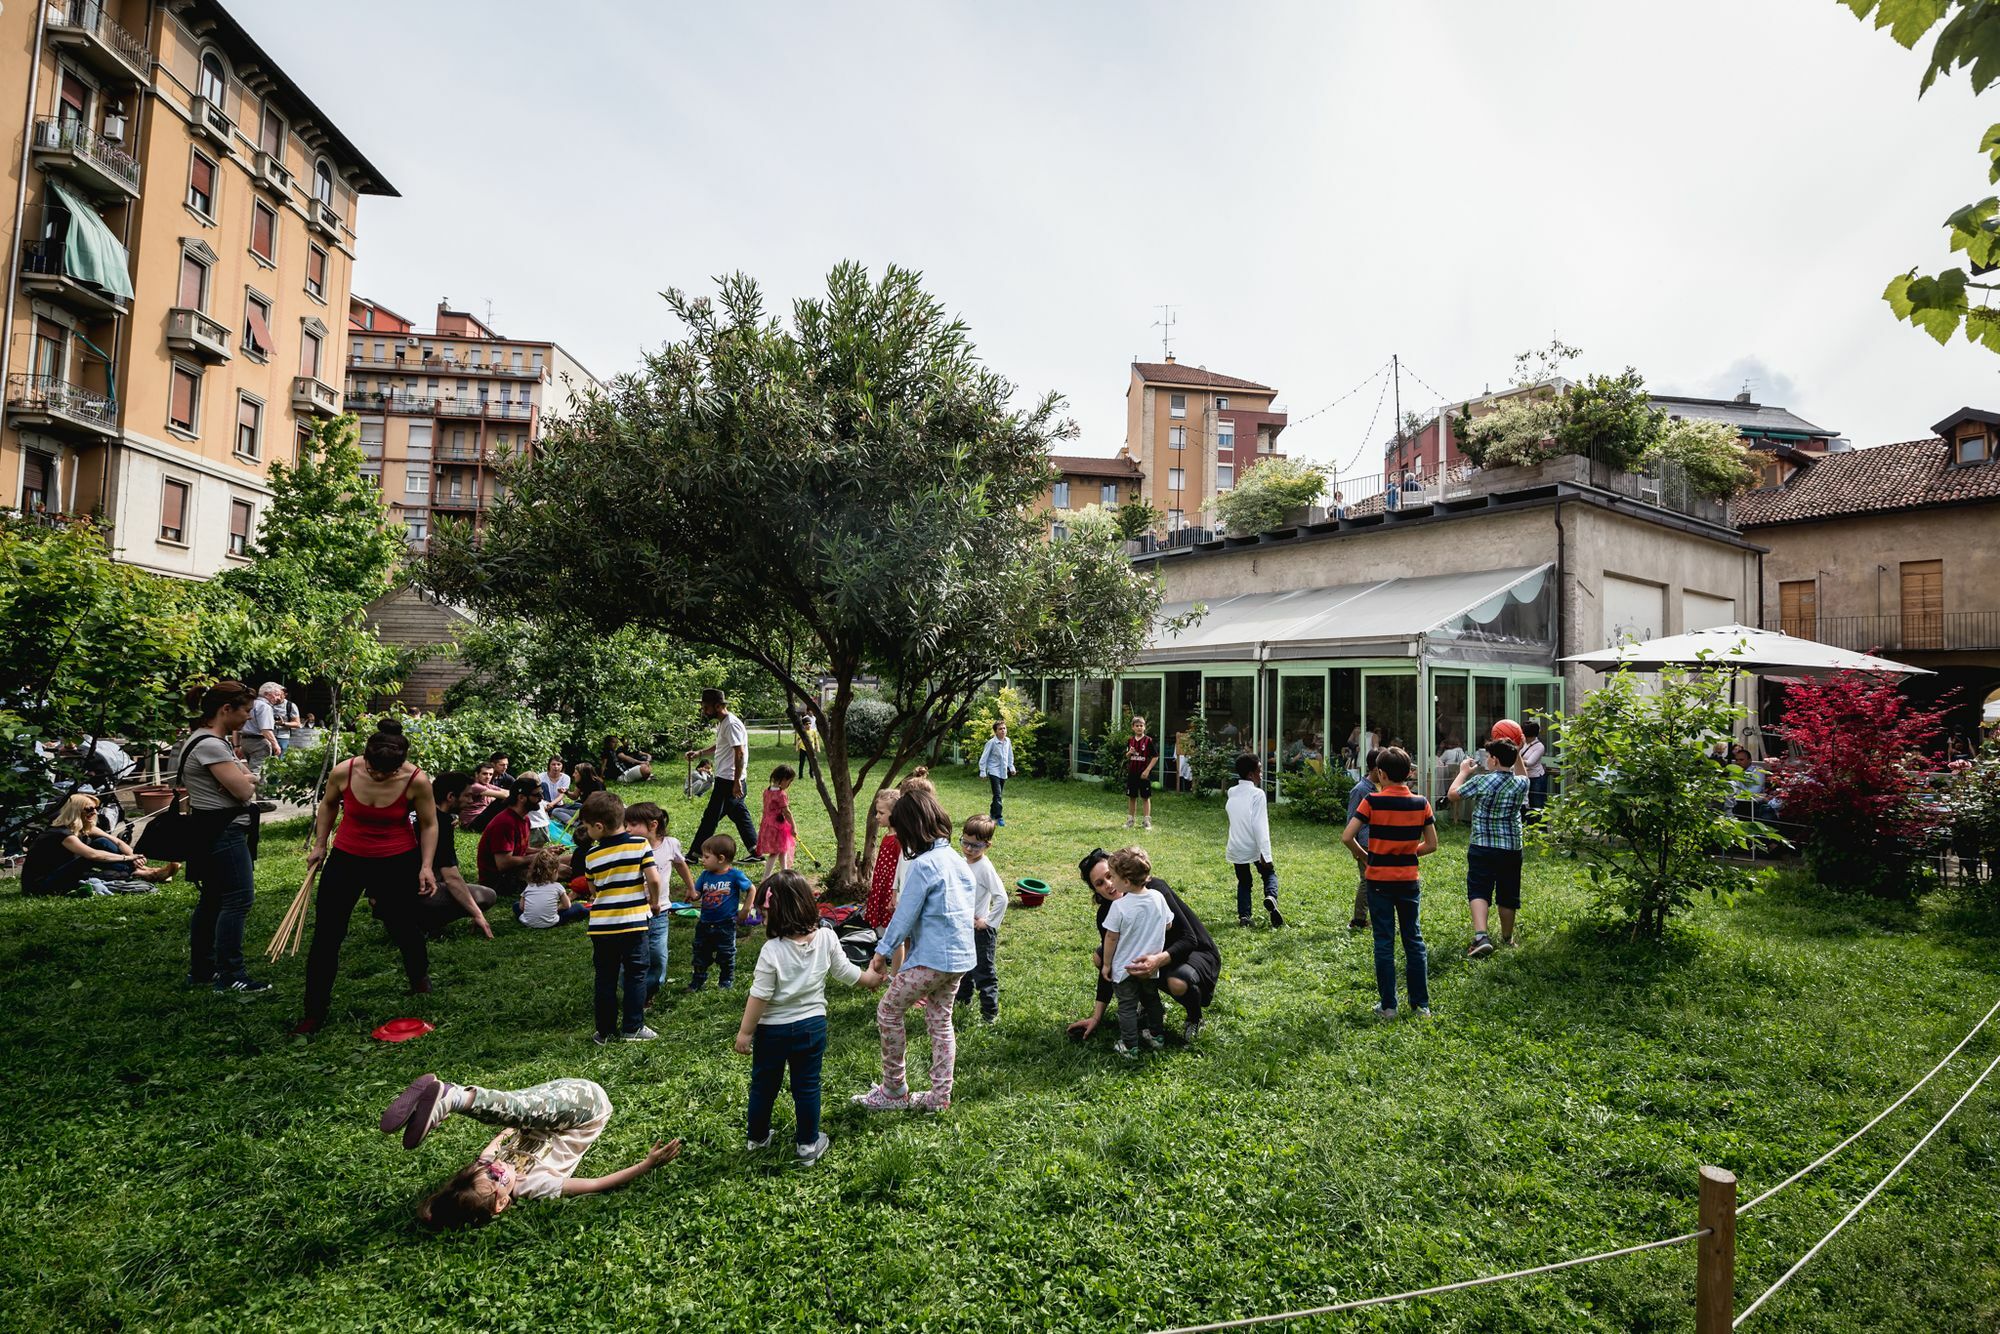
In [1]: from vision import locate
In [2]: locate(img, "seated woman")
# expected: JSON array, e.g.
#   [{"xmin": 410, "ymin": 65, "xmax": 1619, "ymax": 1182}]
[
  {"xmin": 552, "ymin": 763, "xmax": 604, "ymax": 827},
  {"xmin": 601, "ymin": 736, "xmax": 654, "ymax": 784},
  {"xmin": 1067, "ymin": 848, "xmax": 1220, "ymax": 1043},
  {"xmin": 22, "ymin": 795, "xmax": 177, "ymax": 896},
  {"xmin": 1729, "ymin": 745, "xmax": 1779, "ymax": 823}
]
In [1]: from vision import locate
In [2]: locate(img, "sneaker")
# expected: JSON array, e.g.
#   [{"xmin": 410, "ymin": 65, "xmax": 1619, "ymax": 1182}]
[
  {"xmin": 741, "ymin": 853, "xmax": 766, "ymax": 864},
  {"xmin": 718, "ymin": 981, "xmax": 734, "ymax": 991},
  {"xmin": 851, "ymin": 1083, "xmax": 912, "ymax": 1112},
  {"xmin": 686, "ymin": 981, "xmax": 706, "ymax": 992},
  {"xmin": 981, "ymin": 1013, "xmax": 998, "ymax": 1027},
  {"xmin": 1467, "ymin": 935, "xmax": 1495, "ymax": 960},
  {"xmin": 1112, "ymin": 1040, "xmax": 1141, "ymax": 1060},
  {"xmin": 290, "ymin": 1017, "xmax": 321, "ymax": 1037},
  {"xmin": 1182, "ymin": 1016, "xmax": 1204, "ymax": 1043},
  {"xmin": 623, "ymin": 1025, "xmax": 659, "ymax": 1042},
  {"xmin": 379, "ymin": 1073, "xmax": 441, "ymax": 1135},
  {"xmin": 746, "ymin": 1132, "xmax": 773, "ymax": 1151},
  {"xmin": 1264, "ymin": 893, "xmax": 1284, "ymax": 928},
  {"xmin": 1238, "ymin": 916, "xmax": 1253, "ymax": 927},
  {"xmin": 409, "ymin": 976, "xmax": 433, "ymax": 995},
  {"xmin": 911, "ymin": 1090, "xmax": 952, "ymax": 1113},
  {"xmin": 214, "ymin": 977, "xmax": 273, "ymax": 995},
  {"xmin": 995, "ymin": 818, "xmax": 1007, "ymax": 827},
  {"xmin": 1139, "ymin": 1030, "xmax": 1165, "ymax": 1052},
  {"xmin": 1143, "ymin": 820, "xmax": 1153, "ymax": 831},
  {"xmin": 1415, "ymin": 1006, "xmax": 1432, "ymax": 1018},
  {"xmin": 796, "ymin": 1132, "xmax": 832, "ymax": 1164},
  {"xmin": 1348, "ymin": 917, "xmax": 1369, "ymax": 933},
  {"xmin": 1372, "ymin": 1005, "xmax": 1398, "ymax": 1021},
  {"xmin": 1124, "ymin": 817, "xmax": 1134, "ymax": 829},
  {"xmin": 1500, "ymin": 936, "xmax": 1517, "ymax": 949},
  {"xmin": 592, "ymin": 1032, "xmax": 612, "ymax": 1046},
  {"xmin": 402, "ymin": 1078, "xmax": 454, "ymax": 1149}
]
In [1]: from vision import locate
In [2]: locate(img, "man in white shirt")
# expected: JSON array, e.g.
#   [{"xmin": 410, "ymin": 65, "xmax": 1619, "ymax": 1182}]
[
  {"xmin": 241, "ymin": 683, "xmax": 284, "ymax": 785},
  {"xmin": 976, "ymin": 719, "xmax": 1016, "ymax": 826},
  {"xmin": 1225, "ymin": 753, "xmax": 1282, "ymax": 928},
  {"xmin": 686, "ymin": 687, "xmax": 761, "ymax": 860}
]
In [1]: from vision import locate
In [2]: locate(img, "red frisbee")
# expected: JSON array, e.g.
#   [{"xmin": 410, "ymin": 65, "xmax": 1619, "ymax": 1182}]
[{"xmin": 371, "ymin": 1018, "xmax": 435, "ymax": 1043}]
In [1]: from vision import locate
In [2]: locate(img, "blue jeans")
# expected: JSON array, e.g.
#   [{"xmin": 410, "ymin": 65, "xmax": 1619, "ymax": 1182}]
[
  {"xmin": 645, "ymin": 912, "xmax": 671, "ymax": 1000},
  {"xmin": 189, "ymin": 822, "xmax": 255, "ymax": 983},
  {"xmin": 1366, "ymin": 884, "xmax": 1429, "ymax": 1011},
  {"xmin": 955, "ymin": 923, "xmax": 999, "ymax": 1018},
  {"xmin": 690, "ymin": 920, "xmax": 737, "ymax": 988},
  {"xmin": 1234, "ymin": 860, "xmax": 1278, "ymax": 919},
  {"xmin": 747, "ymin": 1015, "xmax": 827, "ymax": 1146},
  {"xmin": 988, "ymin": 775, "xmax": 1006, "ymax": 821},
  {"xmin": 591, "ymin": 932, "xmax": 648, "ymax": 1036}
]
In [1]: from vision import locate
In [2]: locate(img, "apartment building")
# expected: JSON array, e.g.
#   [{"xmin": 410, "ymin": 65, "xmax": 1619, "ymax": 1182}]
[
  {"xmin": 344, "ymin": 297, "xmax": 598, "ymax": 549},
  {"xmin": 1125, "ymin": 357, "xmax": 1286, "ymax": 534},
  {"xmin": 1037, "ymin": 452, "xmax": 1143, "ymax": 539},
  {"xmin": 2, "ymin": 0, "xmax": 396, "ymax": 576}
]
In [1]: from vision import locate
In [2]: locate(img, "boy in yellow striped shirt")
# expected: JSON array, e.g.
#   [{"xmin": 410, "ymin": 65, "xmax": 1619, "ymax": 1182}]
[{"xmin": 578, "ymin": 791, "xmax": 661, "ymax": 1044}]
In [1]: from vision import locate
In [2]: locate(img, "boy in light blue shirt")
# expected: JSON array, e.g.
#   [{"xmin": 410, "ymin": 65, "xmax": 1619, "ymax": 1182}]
[{"xmin": 977, "ymin": 719, "xmax": 1016, "ymax": 826}]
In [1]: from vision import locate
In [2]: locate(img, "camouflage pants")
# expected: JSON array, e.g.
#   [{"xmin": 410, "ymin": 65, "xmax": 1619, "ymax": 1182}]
[{"xmin": 466, "ymin": 1078, "xmax": 610, "ymax": 1131}]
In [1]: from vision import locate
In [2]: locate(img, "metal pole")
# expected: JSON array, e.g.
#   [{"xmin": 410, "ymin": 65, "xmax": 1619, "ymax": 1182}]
[{"xmin": 1697, "ymin": 1165, "xmax": 1736, "ymax": 1334}]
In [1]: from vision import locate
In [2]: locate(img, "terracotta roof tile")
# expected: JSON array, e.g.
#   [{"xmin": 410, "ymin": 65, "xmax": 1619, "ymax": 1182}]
[
  {"xmin": 1048, "ymin": 453, "xmax": 1143, "ymax": 478},
  {"xmin": 1131, "ymin": 362, "xmax": 1274, "ymax": 392},
  {"xmin": 1732, "ymin": 437, "xmax": 2000, "ymax": 526}
]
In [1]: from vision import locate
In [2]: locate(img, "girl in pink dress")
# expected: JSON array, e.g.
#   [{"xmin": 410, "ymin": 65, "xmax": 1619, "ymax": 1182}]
[{"xmin": 756, "ymin": 764, "xmax": 798, "ymax": 874}]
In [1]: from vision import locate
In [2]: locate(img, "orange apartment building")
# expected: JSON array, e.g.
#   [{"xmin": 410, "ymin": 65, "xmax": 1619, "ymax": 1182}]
[
  {"xmin": 1038, "ymin": 355, "xmax": 1288, "ymax": 539},
  {"xmin": 2, "ymin": 0, "xmax": 396, "ymax": 576},
  {"xmin": 344, "ymin": 297, "xmax": 598, "ymax": 549}
]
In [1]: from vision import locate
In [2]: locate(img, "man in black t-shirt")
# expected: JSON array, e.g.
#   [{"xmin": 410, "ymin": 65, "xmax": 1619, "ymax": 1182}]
[{"xmin": 412, "ymin": 772, "xmax": 498, "ymax": 936}]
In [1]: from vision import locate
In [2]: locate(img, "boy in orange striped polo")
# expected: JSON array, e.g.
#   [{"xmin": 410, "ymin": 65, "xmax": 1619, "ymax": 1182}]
[{"xmin": 1341, "ymin": 747, "xmax": 1439, "ymax": 1018}]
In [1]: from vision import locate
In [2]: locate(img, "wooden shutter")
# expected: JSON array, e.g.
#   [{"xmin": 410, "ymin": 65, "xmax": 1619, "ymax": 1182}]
[
  {"xmin": 169, "ymin": 367, "xmax": 196, "ymax": 429},
  {"xmin": 1779, "ymin": 580, "xmax": 1817, "ymax": 639},
  {"xmin": 299, "ymin": 330, "xmax": 321, "ymax": 378},
  {"xmin": 251, "ymin": 204, "xmax": 274, "ymax": 260},
  {"xmin": 1900, "ymin": 561, "xmax": 1943, "ymax": 650},
  {"xmin": 178, "ymin": 256, "xmax": 204, "ymax": 310},
  {"xmin": 161, "ymin": 479, "xmax": 188, "ymax": 539}
]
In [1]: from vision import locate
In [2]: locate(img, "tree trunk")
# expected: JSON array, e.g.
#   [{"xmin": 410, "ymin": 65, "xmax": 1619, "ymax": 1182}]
[{"xmin": 817, "ymin": 679, "xmax": 864, "ymax": 898}]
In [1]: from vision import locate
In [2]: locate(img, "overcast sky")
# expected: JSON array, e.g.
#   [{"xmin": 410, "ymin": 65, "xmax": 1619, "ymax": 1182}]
[{"xmin": 236, "ymin": 0, "xmax": 2000, "ymax": 475}]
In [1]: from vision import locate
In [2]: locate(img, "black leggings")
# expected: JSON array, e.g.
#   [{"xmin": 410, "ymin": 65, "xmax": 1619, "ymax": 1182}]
[{"xmin": 304, "ymin": 847, "xmax": 426, "ymax": 1022}]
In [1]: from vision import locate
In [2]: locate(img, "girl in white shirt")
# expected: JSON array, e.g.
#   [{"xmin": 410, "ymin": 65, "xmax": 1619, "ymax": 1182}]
[
  {"xmin": 734, "ymin": 871, "xmax": 881, "ymax": 1164},
  {"xmin": 517, "ymin": 846, "xmax": 587, "ymax": 928}
]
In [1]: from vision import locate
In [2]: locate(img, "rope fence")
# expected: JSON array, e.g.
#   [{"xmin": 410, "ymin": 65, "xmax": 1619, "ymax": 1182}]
[{"xmin": 1147, "ymin": 991, "xmax": 2000, "ymax": 1334}]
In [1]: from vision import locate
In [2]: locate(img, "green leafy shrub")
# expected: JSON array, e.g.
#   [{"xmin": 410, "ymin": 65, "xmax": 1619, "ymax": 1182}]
[
  {"xmin": 1094, "ymin": 713, "xmax": 1135, "ymax": 783},
  {"xmin": 1281, "ymin": 763, "xmax": 1356, "ymax": 824},
  {"xmin": 258, "ymin": 704, "xmax": 565, "ymax": 806},
  {"xmin": 1455, "ymin": 396, "xmax": 1563, "ymax": 469},
  {"xmin": 1183, "ymin": 710, "xmax": 1244, "ymax": 799},
  {"xmin": 1533, "ymin": 665, "xmax": 1765, "ymax": 939},
  {"xmin": 956, "ymin": 686, "xmax": 1045, "ymax": 769},
  {"xmin": 1212, "ymin": 457, "xmax": 1329, "ymax": 535},
  {"xmin": 1020, "ymin": 713, "xmax": 1072, "ymax": 780},
  {"xmin": 844, "ymin": 698, "xmax": 899, "ymax": 760},
  {"xmin": 1648, "ymin": 416, "xmax": 1755, "ymax": 498},
  {"xmin": 1554, "ymin": 368, "xmax": 1662, "ymax": 472}
]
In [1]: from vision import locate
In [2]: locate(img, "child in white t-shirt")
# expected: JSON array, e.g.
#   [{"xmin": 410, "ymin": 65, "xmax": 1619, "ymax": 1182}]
[
  {"xmin": 379, "ymin": 1072, "xmax": 680, "ymax": 1228},
  {"xmin": 625, "ymin": 802, "xmax": 694, "ymax": 1007},
  {"xmin": 954, "ymin": 814, "xmax": 1007, "ymax": 1024},
  {"xmin": 1099, "ymin": 845, "xmax": 1172, "ymax": 1058},
  {"xmin": 734, "ymin": 871, "xmax": 882, "ymax": 1164},
  {"xmin": 517, "ymin": 846, "xmax": 587, "ymax": 928}
]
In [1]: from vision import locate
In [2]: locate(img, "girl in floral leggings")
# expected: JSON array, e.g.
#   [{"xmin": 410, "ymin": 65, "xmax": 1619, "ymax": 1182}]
[
  {"xmin": 852, "ymin": 789, "xmax": 978, "ymax": 1114},
  {"xmin": 378, "ymin": 1073, "xmax": 681, "ymax": 1228}
]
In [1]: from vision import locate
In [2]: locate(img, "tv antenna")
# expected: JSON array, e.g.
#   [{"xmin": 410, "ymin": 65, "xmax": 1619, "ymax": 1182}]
[
  {"xmin": 484, "ymin": 297, "xmax": 497, "ymax": 329},
  {"xmin": 1152, "ymin": 304, "xmax": 1178, "ymax": 359}
]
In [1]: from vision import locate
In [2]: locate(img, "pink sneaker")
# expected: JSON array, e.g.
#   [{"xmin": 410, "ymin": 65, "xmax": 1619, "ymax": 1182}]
[
  {"xmin": 910, "ymin": 1090, "xmax": 951, "ymax": 1114},
  {"xmin": 851, "ymin": 1083, "xmax": 912, "ymax": 1112}
]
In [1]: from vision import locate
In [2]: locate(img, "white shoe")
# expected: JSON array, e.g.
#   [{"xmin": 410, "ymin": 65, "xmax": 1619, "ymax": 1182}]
[
  {"xmin": 1123, "ymin": 818, "xmax": 1134, "ymax": 829},
  {"xmin": 747, "ymin": 1132, "xmax": 773, "ymax": 1151},
  {"xmin": 623, "ymin": 1025, "xmax": 659, "ymax": 1042},
  {"xmin": 1143, "ymin": 820, "xmax": 1153, "ymax": 830},
  {"xmin": 796, "ymin": 1132, "xmax": 831, "ymax": 1164}
]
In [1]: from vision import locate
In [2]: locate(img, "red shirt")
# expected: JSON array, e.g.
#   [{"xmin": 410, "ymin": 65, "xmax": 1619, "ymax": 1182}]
[
  {"xmin": 477, "ymin": 806, "xmax": 529, "ymax": 885},
  {"xmin": 1126, "ymin": 733, "xmax": 1157, "ymax": 776}
]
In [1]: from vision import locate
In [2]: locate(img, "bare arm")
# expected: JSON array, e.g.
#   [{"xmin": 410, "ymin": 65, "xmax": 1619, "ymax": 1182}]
[
  {"xmin": 645, "ymin": 862, "xmax": 663, "ymax": 914},
  {"xmin": 1341, "ymin": 816, "xmax": 1365, "ymax": 857},
  {"xmin": 1100, "ymin": 929, "xmax": 1121, "ymax": 980},
  {"xmin": 672, "ymin": 859, "xmax": 695, "ymax": 899},
  {"xmin": 1417, "ymin": 824, "xmax": 1439, "ymax": 856},
  {"xmin": 308, "ymin": 761, "xmax": 347, "ymax": 866},
  {"xmin": 63, "ymin": 832, "xmax": 134, "ymax": 863},
  {"xmin": 207, "ymin": 754, "xmax": 255, "ymax": 804},
  {"xmin": 410, "ymin": 777, "xmax": 439, "ymax": 895},
  {"xmin": 558, "ymin": 1140, "xmax": 681, "ymax": 1196},
  {"xmin": 1447, "ymin": 759, "xmax": 1478, "ymax": 800},
  {"xmin": 731, "ymin": 745, "xmax": 747, "ymax": 793},
  {"xmin": 438, "ymin": 865, "xmax": 493, "ymax": 938},
  {"xmin": 735, "ymin": 995, "xmax": 769, "ymax": 1051}
]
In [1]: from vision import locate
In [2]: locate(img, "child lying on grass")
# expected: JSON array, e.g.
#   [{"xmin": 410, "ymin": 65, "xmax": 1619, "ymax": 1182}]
[{"xmin": 379, "ymin": 1073, "xmax": 681, "ymax": 1228}]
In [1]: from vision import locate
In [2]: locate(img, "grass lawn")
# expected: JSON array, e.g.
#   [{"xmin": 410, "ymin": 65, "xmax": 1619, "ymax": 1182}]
[{"xmin": 5, "ymin": 744, "xmax": 2000, "ymax": 1331}]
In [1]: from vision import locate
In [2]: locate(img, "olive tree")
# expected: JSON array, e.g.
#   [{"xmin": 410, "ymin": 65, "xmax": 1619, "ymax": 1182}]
[{"xmin": 423, "ymin": 263, "xmax": 1174, "ymax": 892}]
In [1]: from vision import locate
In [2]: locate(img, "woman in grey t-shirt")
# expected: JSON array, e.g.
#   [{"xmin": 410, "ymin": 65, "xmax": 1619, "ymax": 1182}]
[{"xmin": 172, "ymin": 681, "xmax": 267, "ymax": 994}]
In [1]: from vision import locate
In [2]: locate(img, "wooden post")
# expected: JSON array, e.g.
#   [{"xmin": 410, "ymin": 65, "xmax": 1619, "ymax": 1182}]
[{"xmin": 1697, "ymin": 1165, "xmax": 1737, "ymax": 1334}]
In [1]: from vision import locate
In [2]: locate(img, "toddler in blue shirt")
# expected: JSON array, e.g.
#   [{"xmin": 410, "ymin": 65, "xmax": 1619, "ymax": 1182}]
[{"xmin": 689, "ymin": 835, "xmax": 754, "ymax": 990}]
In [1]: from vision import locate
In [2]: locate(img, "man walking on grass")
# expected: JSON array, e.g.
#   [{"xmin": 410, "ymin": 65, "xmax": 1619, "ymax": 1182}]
[{"xmin": 687, "ymin": 688, "xmax": 761, "ymax": 862}]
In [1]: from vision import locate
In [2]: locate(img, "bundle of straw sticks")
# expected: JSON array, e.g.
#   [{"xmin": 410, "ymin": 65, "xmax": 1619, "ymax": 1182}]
[{"xmin": 266, "ymin": 864, "xmax": 317, "ymax": 960}]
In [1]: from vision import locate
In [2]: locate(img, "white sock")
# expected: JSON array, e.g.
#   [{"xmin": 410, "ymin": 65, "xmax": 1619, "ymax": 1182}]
[{"xmin": 444, "ymin": 1083, "xmax": 473, "ymax": 1114}]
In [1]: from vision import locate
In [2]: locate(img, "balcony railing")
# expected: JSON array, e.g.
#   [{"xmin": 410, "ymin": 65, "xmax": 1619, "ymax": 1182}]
[
  {"xmin": 253, "ymin": 149, "xmax": 291, "ymax": 195},
  {"xmin": 44, "ymin": 1, "xmax": 151, "ymax": 83},
  {"xmin": 19, "ymin": 236, "xmax": 129, "ymax": 315},
  {"xmin": 192, "ymin": 96, "xmax": 232, "ymax": 146},
  {"xmin": 436, "ymin": 398, "xmax": 532, "ymax": 420},
  {"xmin": 1759, "ymin": 612, "xmax": 2000, "ymax": 654},
  {"xmin": 5, "ymin": 372, "xmax": 118, "ymax": 438},
  {"xmin": 164, "ymin": 306, "xmax": 230, "ymax": 362},
  {"xmin": 348, "ymin": 353, "xmax": 547, "ymax": 380},
  {"xmin": 311, "ymin": 197, "xmax": 342, "ymax": 236},
  {"xmin": 292, "ymin": 376, "xmax": 340, "ymax": 417},
  {"xmin": 30, "ymin": 117, "xmax": 141, "ymax": 197},
  {"xmin": 430, "ymin": 492, "xmax": 483, "ymax": 512}
]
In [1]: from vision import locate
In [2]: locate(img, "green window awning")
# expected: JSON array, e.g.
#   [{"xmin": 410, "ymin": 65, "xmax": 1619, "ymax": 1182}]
[{"xmin": 46, "ymin": 178, "xmax": 135, "ymax": 301}]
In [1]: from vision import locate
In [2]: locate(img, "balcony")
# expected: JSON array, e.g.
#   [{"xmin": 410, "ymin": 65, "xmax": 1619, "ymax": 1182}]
[
  {"xmin": 1759, "ymin": 612, "xmax": 2000, "ymax": 655},
  {"xmin": 435, "ymin": 448, "xmax": 492, "ymax": 465},
  {"xmin": 5, "ymin": 373, "xmax": 118, "ymax": 444},
  {"xmin": 310, "ymin": 198, "xmax": 342, "ymax": 238},
  {"xmin": 253, "ymin": 150, "xmax": 291, "ymax": 197},
  {"xmin": 430, "ymin": 491, "xmax": 483, "ymax": 513},
  {"xmin": 164, "ymin": 307, "xmax": 230, "ymax": 363},
  {"xmin": 19, "ymin": 237, "xmax": 129, "ymax": 316},
  {"xmin": 437, "ymin": 398, "xmax": 533, "ymax": 420},
  {"xmin": 292, "ymin": 376, "xmax": 340, "ymax": 417},
  {"xmin": 191, "ymin": 96, "xmax": 232, "ymax": 148},
  {"xmin": 411, "ymin": 354, "xmax": 544, "ymax": 381},
  {"xmin": 43, "ymin": 1, "xmax": 151, "ymax": 86},
  {"xmin": 30, "ymin": 118, "xmax": 140, "ymax": 201}
]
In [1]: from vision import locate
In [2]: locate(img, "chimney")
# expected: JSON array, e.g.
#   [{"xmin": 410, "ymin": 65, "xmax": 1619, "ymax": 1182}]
[{"xmin": 1164, "ymin": 352, "xmax": 1176, "ymax": 364}]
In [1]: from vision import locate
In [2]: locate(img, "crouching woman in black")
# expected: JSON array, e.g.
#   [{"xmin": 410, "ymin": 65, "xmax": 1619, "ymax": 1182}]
[{"xmin": 1066, "ymin": 847, "xmax": 1220, "ymax": 1043}]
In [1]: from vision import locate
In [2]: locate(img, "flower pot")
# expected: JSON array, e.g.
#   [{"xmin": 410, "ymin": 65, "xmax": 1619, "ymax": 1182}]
[{"xmin": 135, "ymin": 785, "xmax": 177, "ymax": 815}]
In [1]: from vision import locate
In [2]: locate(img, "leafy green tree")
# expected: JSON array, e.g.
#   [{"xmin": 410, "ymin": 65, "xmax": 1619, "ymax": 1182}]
[
  {"xmin": 1842, "ymin": 2, "xmax": 2000, "ymax": 351},
  {"xmin": 422, "ymin": 264, "xmax": 1172, "ymax": 893},
  {"xmin": 1212, "ymin": 456, "xmax": 1329, "ymax": 535},
  {"xmin": 1114, "ymin": 497, "xmax": 1165, "ymax": 541},
  {"xmin": 1455, "ymin": 396, "xmax": 1562, "ymax": 469},
  {"xmin": 217, "ymin": 415, "xmax": 407, "ymax": 726},
  {"xmin": 1533, "ymin": 665, "xmax": 1765, "ymax": 939},
  {"xmin": 1555, "ymin": 369, "xmax": 1662, "ymax": 472},
  {"xmin": 1648, "ymin": 417, "xmax": 1755, "ymax": 498},
  {"xmin": 955, "ymin": 684, "xmax": 1045, "ymax": 767},
  {"xmin": 0, "ymin": 517, "xmax": 219, "ymax": 818}
]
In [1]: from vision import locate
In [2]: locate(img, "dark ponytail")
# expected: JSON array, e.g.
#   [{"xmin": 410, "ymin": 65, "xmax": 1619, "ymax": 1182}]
[
  {"xmin": 363, "ymin": 717, "xmax": 410, "ymax": 773},
  {"xmin": 191, "ymin": 679, "xmax": 254, "ymax": 725}
]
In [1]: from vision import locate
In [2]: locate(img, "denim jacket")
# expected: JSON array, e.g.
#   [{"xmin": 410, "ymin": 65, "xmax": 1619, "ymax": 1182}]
[{"xmin": 875, "ymin": 838, "xmax": 977, "ymax": 974}]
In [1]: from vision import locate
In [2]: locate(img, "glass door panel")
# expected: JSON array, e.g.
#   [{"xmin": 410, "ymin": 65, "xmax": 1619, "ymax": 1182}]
[
  {"xmin": 1474, "ymin": 675, "xmax": 1509, "ymax": 751},
  {"xmin": 1202, "ymin": 674, "xmax": 1256, "ymax": 754},
  {"xmin": 1276, "ymin": 672, "xmax": 1328, "ymax": 797},
  {"xmin": 1361, "ymin": 672, "xmax": 1417, "ymax": 763},
  {"xmin": 1118, "ymin": 676, "xmax": 1164, "ymax": 734},
  {"xmin": 1430, "ymin": 672, "xmax": 1469, "ymax": 798},
  {"xmin": 1077, "ymin": 679, "xmax": 1112, "ymax": 775}
]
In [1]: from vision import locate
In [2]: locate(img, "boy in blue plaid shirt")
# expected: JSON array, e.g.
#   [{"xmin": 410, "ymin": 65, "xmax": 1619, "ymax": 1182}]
[{"xmin": 1448, "ymin": 737, "xmax": 1529, "ymax": 959}]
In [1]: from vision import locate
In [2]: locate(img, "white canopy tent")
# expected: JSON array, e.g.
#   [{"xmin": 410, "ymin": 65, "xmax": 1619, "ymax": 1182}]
[{"xmin": 1562, "ymin": 623, "xmax": 1933, "ymax": 678}]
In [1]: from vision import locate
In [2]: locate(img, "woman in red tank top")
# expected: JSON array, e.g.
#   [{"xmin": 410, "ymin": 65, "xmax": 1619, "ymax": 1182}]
[{"xmin": 294, "ymin": 719, "xmax": 440, "ymax": 1035}]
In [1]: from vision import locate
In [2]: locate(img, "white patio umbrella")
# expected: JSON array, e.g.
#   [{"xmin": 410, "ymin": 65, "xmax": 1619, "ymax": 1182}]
[{"xmin": 1562, "ymin": 623, "xmax": 1934, "ymax": 677}]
